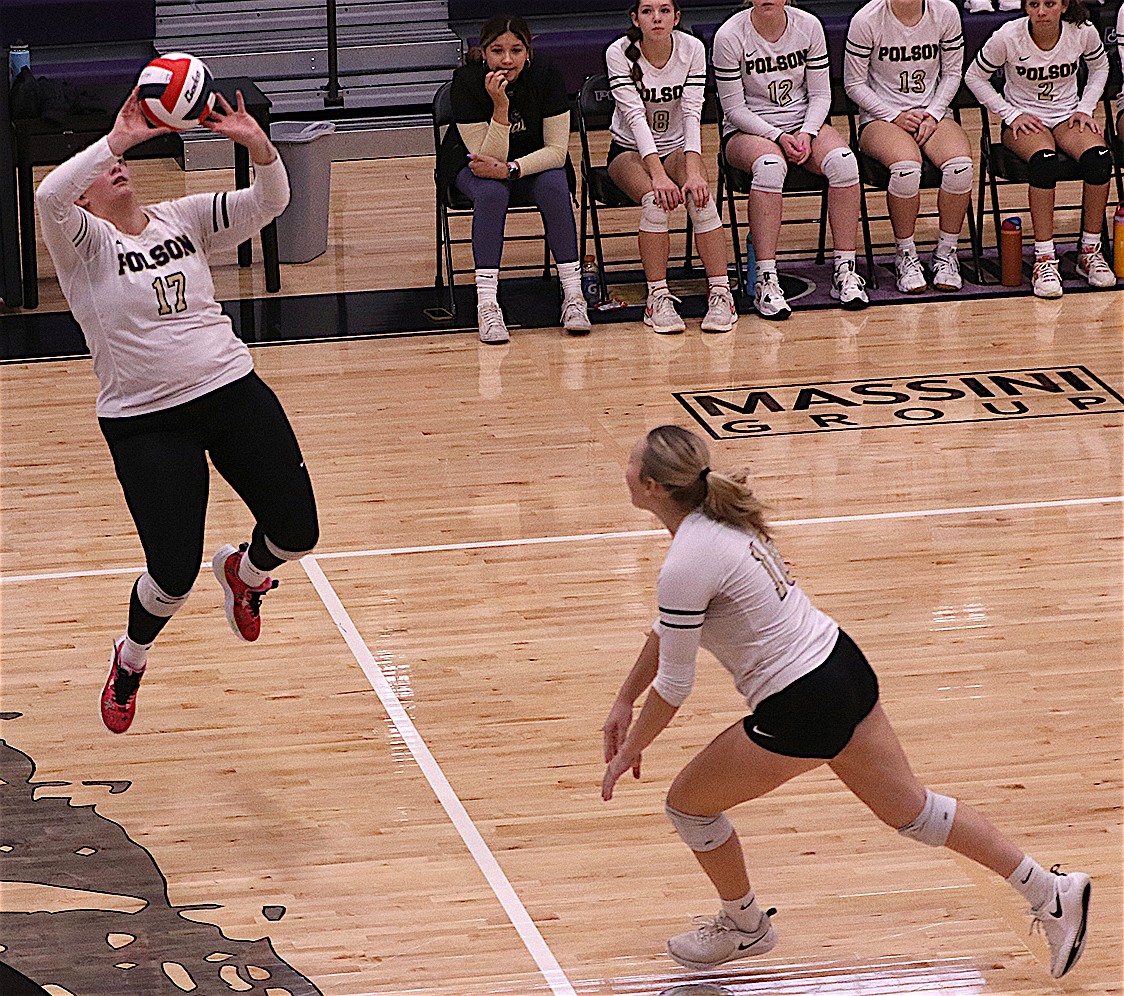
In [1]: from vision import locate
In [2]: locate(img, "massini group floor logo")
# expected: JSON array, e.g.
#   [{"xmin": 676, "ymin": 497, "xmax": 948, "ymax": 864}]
[{"xmin": 674, "ymin": 366, "xmax": 1124, "ymax": 438}]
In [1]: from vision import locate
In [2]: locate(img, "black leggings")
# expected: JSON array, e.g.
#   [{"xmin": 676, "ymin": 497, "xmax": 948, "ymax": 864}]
[{"xmin": 99, "ymin": 372, "xmax": 319, "ymax": 600}]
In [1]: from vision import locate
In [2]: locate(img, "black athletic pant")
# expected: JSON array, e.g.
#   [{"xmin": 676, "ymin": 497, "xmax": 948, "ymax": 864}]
[{"xmin": 100, "ymin": 372, "xmax": 319, "ymax": 642}]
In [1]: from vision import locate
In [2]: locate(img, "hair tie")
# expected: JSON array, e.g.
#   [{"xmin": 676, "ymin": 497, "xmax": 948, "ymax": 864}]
[{"xmin": 699, "ymin": 467, "xmax": 710, "ymax": 482}]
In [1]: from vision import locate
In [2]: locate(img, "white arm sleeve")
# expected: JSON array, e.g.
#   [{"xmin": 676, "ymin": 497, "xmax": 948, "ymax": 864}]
[
  {"xmin": 713, "ymin": 24, "xmax": 785, "ymax": 141},
  {"xmin": 927, "ymin": 12, "xmax": 965, "ymax": 122},
  {"xmin": 843, "ymin": 17, "xmax": 901, "ymax": 122},
  {"xmin": 800, "ymin": 23, "xmax": 832, "ymax": 135},
  {"xmin": 650, "ymin": 555, "xmax": 719, "ymax": 707},
  {"xmin": 34, "ymin": 136, "xmax": 117, "ymax": 265},
  {"xmin": 681, "ymin": 39, "xmax": 708, "ymax": 155},
  {"xmin": 966, "ymin": 30, "xmax": 1020, "ymax": 125},
  {"xmin": 606, "ymin": 42, "xmax": 660, "ymax": 159},
  {"xmin": 1076, "ymin": 25, "xmax": 1109, "ymax": 117}
]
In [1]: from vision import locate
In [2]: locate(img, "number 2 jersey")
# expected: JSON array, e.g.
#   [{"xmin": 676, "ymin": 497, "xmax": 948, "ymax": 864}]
[
  {"xmin": 965, "ymin": 16, "xmax": 1108, "ymax": 128},
  {"xmin": 652, "ymin": 510, "xmax": 839, "ymax": 712},
  {"xmin": 605, "ymin": 31, "xmax": 708, "ymax": 158},
  {"xmin": 36, "ymin": 136, "xmax": 289, "ymax": 418},
  {"xmin": 844, "ymin": 0, "xmax": 965, "ymax": 126},
  {"xmin": 713, "ymin": 5, "xmax": 832, "ymax": 140}
]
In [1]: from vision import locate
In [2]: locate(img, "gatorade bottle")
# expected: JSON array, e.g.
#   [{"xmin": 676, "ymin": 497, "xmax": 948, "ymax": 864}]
[
  {"xmin": 580, "ymin": 254, "xmax": 600, "ymax": 307},
  {"xmin": 1114, "ymin": 204, "xmax": 1124, "ymax": 279},
  {"xmin": 8, "ymin": 41, "xmax": 30, "ymax": 81},
  {"xmin": 1000, "ymin": 216, "xmax": 1022, "ymax": 287}
]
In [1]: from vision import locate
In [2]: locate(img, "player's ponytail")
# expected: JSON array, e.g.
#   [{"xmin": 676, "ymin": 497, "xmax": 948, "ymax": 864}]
[{"xmin": 639, "ymin": 425, "xmax": 772, "ymax": 540}]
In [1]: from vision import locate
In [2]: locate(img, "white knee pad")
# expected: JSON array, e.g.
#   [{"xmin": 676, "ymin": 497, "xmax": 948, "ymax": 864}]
[
  {"xmin": 639, "ymin": 191, "xmax": 670, "ymax": 233},
  {"xmin": 264, "ymin": 534, "xmax": 315, "ymax": 561},
  {"xmin": 750, "ymin": 153, "xmax": 787, "ymax": 194},
  {"xmin": 136, "ymin": 572, "xmax": 191, "ymax": 619},
  {"xmin": 897, "ymin": 789, "xmax": 957, "ymax": 847},
  {"xmin": 821, "ymin": 147, "xmax": 859, "ymax": 188},
  {"xmin": 940, "ymin": 155, "xmax": 974, "ymax": 195},
  {"xmin": 686, "ymin": 194, "xmax": 722, "ymax": 234},
  {"xmin": 886, "ymin": 160, "xmax": 922, "ymax": 199},
  {"xmin": 665, "ymin": 803, "xmax": 735, "ymax": 852}
]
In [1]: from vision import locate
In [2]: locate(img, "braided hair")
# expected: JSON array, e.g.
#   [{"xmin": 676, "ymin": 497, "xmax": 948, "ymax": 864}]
[{"xmin": 624, "ymin": 0, "xmax": 683, "ymax": 88}]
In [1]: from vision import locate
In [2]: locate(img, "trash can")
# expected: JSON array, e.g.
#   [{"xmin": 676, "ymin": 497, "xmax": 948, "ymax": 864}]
[{"xmin": 269, "ymin": 121, "xmax": 336, "ymax": 263}]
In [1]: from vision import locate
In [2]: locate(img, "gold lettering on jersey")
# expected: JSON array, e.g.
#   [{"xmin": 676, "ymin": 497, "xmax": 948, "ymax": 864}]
[
  {"xmin": 674, "ymin": 366, "xmax": 1124, "ymax": 438},
  {"xmin": 116, "ymin": 235, "xmax": 198, "ymax": 276},
  {"xmin": 744, "ymin": 49, "xmax": 808, "ymax": 75}
]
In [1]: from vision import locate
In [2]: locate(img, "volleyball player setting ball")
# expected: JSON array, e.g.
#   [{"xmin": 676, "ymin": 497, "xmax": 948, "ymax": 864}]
[
  {"xmin": 966, "ymin": 0, "xmax": 1115, "ymax": 298},
  {"xmin": 35, "ymin": 66, "xmax": 319, "ymax": 734},
  {"xmin": 714, "ymin": 0, "xmax": 868, "ymax": 319},
  {"xmin": 844, "ymin": 0, "xmax": 973, "ymax": 294},
  {"xmin": 605, "ymin": 0, "xmax": 737, "ymax": 335}
]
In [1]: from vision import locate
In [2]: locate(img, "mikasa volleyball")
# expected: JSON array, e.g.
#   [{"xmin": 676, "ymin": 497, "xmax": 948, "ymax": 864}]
[{"xmin": 137, "ymin": 53, "xmax": 216, "ymax": 130}]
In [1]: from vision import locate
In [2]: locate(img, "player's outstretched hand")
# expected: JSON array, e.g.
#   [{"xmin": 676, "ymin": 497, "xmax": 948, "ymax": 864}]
[
  {"xmin": 107, "ymin": 88, "xmax": 173, "ymax": 158},
  {"xmin": 203, "ymin": 91, "xmax": 275, "ymax": 163},
  {"xmin": 602, "ymin": 748, "xmax": 642, "ymax": 801}
]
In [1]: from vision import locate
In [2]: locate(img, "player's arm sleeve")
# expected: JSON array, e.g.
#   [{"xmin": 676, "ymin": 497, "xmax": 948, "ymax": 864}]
[
  {"xmin": 34, "ymin": 135, "xmax": 116, "ymax": 264},
  {"xmin": 1077, "ymin": 25, "xmax": 1108, "ymax": 117},
  {"xmin": 927, "ymin": 10, "xmax": 965, "ymax": 121},
  {"xmin": 800, "ymin": 22, "xmax": 832, "ymax": 134},
  {"xmin": 843, "ymin": 16, "xmax": 900, "ymax": 121},
  {"xmin": 180, "ymin": 154, "xmax": 291, "ymax": 254},
  {"xmin": 607, "ymin": 42, "xmax": 660, "ymax": 158},
  {"xmin": 458, "ymin": 119, "xmax": 511, "ymax": 161},
  {"xmin": 513, "ymin": 111, "xmax": 571, "ymax": 176},
  {"xmin": 681, "ymin": 40, "xmax": 708, "ymax": 155},
  {"xmin": 453, "ymin": 67, "xmax": 511, "ymax": 160},
  {"xmin": 965, "ymin": 31, "xmax": 1019, "ymax": 124},
  {"xmin": 650, "ymin": 557, "xmax": 717, "ymax": 707},
  {"xmin": 713, "ymin": 27, "xmax": 784, "ymax": 141}
]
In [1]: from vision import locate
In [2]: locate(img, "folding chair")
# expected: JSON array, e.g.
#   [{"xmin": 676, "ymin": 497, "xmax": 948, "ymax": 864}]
[
  {"xmin": 431, "ymin": 80, "xmax": 555, "ymax": 320},
  {"xmin": 576, "ymin": 73, "xmax": 695, "ymax": 304}
]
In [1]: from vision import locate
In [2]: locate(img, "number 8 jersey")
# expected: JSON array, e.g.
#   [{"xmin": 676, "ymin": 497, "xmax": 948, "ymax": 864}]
[
  {"xmin": 966, "ymin": 16, "xmax": 1108, "ymax": 129},
  {"xmin": 713, "ymin": 5, "xmax": 832, "ymax": 140}
]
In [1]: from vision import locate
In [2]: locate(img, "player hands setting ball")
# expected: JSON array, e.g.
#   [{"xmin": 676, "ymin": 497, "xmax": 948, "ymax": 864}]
[{"xmin": 35, "ymin": 88, "xmax": 319, "ymax": 734}]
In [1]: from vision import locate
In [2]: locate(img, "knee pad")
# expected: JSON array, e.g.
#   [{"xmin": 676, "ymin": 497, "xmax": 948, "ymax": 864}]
[
  {"xmin": 1027, "ymin": 149, "xmax": 1062, "ymax": 190},
  {"xmin": 1079, "ymin": 146, "xmax": 1112, "ymax": 187},
  {"xmin": 685, "ymin": 194, "xmax": 722, "ymax": 234},
  {"xmin": 939, "ymin": 155, "xmax": 974, "ymax": 195},
  {"xmin": 665, "ymin": 803, "xmax": 735, "ymax": 852},
  {"xmin": 750, "ymin": 153, "xmax": 787, "ymax": 194},
  {"xmin": 886, "ymin": 160, "xmax": 922, "ymax": 199},
  {"xmin": 896, "ymin": 789, "xmax": 957, "ymax": 847},
  {"xmin": 639, "ymin": 191, "xmax": 671, "ymax": 233},
  {"xmin": 136, "ymin": 572, "xmax": 191, "ymax": 619},
  {"xmin": 264, "ymin": 531, "xmax": 318, "ymax": 562},
  {"xmin": 821, "ymin": 147, "xmax": 858, "ymax": 188}
]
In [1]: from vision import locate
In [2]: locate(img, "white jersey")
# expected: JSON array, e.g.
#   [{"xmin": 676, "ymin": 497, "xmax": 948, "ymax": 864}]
[
  {"xmin": 713, "ymin": 6, "xmax": 832, "ymax": 140},
  {"xmin": 1116, "ymin": 4, "xmax": 1123, "ymax": 105},
  {"xmin": 844, "ymin": 0, "xmax": 965, "ymax": 125},
  {"xmin": 651, "ymin": 510, "xmax": 840, "ymax": 712},
  {"xmin": 606, "ymin": 31, "xmax": 708, "ymax": 157},
  {"xmin": 36, "ymin": 136, "xmax": 289, "ymax": 418},
  {"xmin": 966, "ymin": 16, "xmax": 1108, "ymax": 127}
]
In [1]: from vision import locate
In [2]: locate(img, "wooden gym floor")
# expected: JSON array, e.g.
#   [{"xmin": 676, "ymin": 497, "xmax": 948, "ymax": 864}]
[{"xmin": 0, "ymin": 137, "xmax": 1121, "ymax": 996}]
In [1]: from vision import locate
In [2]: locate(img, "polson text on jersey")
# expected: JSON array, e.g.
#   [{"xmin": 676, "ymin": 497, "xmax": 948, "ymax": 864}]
[
  {"xmin": 117, "ymin": 234, "xmax": 198, "ymax": 275},
  {"xmin": 1014, "ymin": 60, "xmax": 1078, "ymax": 80},
  {"xmin": 744, "ymin": 50, "xmax": 807, "ymax": 74},
  {"xmin": 878, "ymin": 44, "xmax": 940, "ymax": 62},
  {"xmin": 640, "ymin": 84, "xmax": 685, "ymax": 103}
]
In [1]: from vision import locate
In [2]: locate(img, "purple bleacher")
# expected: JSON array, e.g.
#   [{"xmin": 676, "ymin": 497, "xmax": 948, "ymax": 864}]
[
  {"xmin": 0, "ymin": 0, "xmax": 154, "ymax": 47},
  {"xmin": 448, "ymin": 0, "xmax": 718, "ymax": 20}
]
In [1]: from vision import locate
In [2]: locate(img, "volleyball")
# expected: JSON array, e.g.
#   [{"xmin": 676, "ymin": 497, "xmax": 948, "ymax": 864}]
[{"xmin": 137, "ymin": 53, "xmax": 215, "ymax": 130}]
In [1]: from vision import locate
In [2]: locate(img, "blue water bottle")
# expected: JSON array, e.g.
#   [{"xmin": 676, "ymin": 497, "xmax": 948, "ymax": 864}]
[
  {"xmin": 580, "ymin": 254, "xmax": 600, "ymax": 307},
  {"xmin": 743, "ymin": 230, "xmax": 757, "ymax": 295},
  {"xmin": 9, "ymin": 42, "xmax": 31, "ymax": 82}
]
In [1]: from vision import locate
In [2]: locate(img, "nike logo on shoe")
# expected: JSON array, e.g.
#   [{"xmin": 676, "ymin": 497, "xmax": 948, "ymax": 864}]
[
  {"xmin": 750, "ymin": 726, "xmax": 775, "ymax": 738},
  {"xmin": 1050, "ymin": 894, "xmax": 1064, "ymax": 919},
  {"xmin": 1021, "ymin": 869, "xmax": 1033, "ymax": 884}
]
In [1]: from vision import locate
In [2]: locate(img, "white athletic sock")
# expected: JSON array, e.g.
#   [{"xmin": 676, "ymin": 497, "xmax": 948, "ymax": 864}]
[
  {"xmin": 118, "ymin": 635, "xmax": 149, "ymax": 673},
  {"xmin": 936, "ymin": 230, "xmax": 959, "ymax": 255},
  {"xmin": 721, "ymin": 891, "xmax": 765, "ymax": 932},
  {"xmin": 1033, "ymin": 240, "xmax": 1055, "ymax": 260},
  {"xmin": 896, "ymin": 237, "xmax": 917, "ymax": 256},
  {"xmin": 647, "ymin": 278, "xmax": 669, "ymax": 298},
  {"xmin": 707, "ymin": 274, "xmax": 730, "ymax": 289},
  {"xmin": 557, "ymin": 260, "xmax": 582, "ymax": 300},
  {"xmin": 1007, "ymin": 855, "xmax": 1055, "ymax": 910},
  {"xmin": 238, "ymin": 550, "xmax": 270, "ymax": 588},
  {"xmin": 475, "ymin": 268, "xmax": 500, "ymax": 306},
  {"xmin": 1079, "ymin": 232, "xmax": 1101, "ymax": 253},
  {"xmin": 757, "ymin": 259, "xmax": 777, "ymax": 275},
  {"xmin": 834, "ymin": 250, "xmax": 857, "ymax": 269}
]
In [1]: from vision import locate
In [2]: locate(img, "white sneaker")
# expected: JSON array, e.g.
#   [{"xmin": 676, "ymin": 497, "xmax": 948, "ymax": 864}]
[
  {"xmin": 930, "ymin": 249, "xmax": 963, "ymax": 291},
  {"xmin": 754, "ymin": 270, "xmax": 791, "ymax": 320},
  {"xmin": 561, "ymin": 294, "xmax": 592, "ymax": 335},
  {"xmin": 1031, "ymin": 256, "xmax": 1063, "ymax": 299},
  {"xmin": 895, "ymin": 251, "xmax": 927, "ymax": 294},
  {"xmin": 1031, "ymin": 866, "xmax": 1091, "ymax": 979},
  {"xmin": 1076, "ymin": 246, "xmax": 1117, "ymax": 288},
  {"xmin": 477, "ymin": 301, "xmax": 510, "ymax": 344},
  {"xmin": 701, "ymin": 284, "xmax": 738, "ymax": 332},
  {"xmin": 644, "ymin": 291, "xmax": 686, "ymax": 334},
  {"xmin": 666, "ymin": 910, "xmax": 777, "ymax": 971},
  {"xmin": 831, "ymin": 260, "xmax": 869, "ymax": 309}
]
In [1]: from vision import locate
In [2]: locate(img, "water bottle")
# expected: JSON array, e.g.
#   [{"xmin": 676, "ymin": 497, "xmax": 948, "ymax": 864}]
[
  {"xmin": 8, "ymin": 42, "xmax": 30, "ymax": 82},
  {"xmin": 580, "ymin": 254, "xmax": 600, "ymax": 307},
  {"xmin": 1000, "ymin": 216, "xmax": 1022, "ymax": 287},
  {"xmin": 1114, "ymin": 204, "xmax": 1124, "ymax": 279},
  {"xmin": 743, "ymin": 230, "xmax": 757, "ymax": 295}
]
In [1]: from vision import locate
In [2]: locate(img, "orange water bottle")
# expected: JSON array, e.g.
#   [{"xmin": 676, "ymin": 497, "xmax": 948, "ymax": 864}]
[
  {"xmin": 1000, "ymin": 216, "xmax": 1023, "ymax": 287},
  {"xmin": 1113, "ymin": 204, "xmax": 1124, "ymax": 279}
]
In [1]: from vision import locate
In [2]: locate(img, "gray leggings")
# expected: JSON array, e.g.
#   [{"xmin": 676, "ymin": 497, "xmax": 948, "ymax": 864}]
[{"xmin": 455, "ymin": 165, "xmax": 578, "ymax": 269}]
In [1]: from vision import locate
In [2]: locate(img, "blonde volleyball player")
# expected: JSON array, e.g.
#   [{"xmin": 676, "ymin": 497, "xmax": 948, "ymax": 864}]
[
  {"xmin": 714, "ymin": 0, "xmax": 868, "ymax": 319},
  {"xmin": 966, "ymin": 0, "xmax": 1114, "ymax": 297},
  {"xmin": 605, "ymin": 0, "xmax": 736, "ymax": 334},
  {"xmin": 35, "ymin": 91, "xmax": 319, "ymax": 733},
  {"xmin": 602, "ymin": 424, "xmax": 1092, "ymax": 978},
  {"xmin": 844, "ymin": 0, "xmax": 972, "ymax": 293}
]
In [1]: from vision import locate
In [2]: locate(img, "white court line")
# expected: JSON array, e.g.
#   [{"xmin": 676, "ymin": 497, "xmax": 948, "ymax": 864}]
[
  {"xmin": 301, "ymin": 555, "xmax": 578, "ymax": 996},
  {"xmin": 2, "ymin": 494, "xmax": 1121, "ymax": 585}
]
